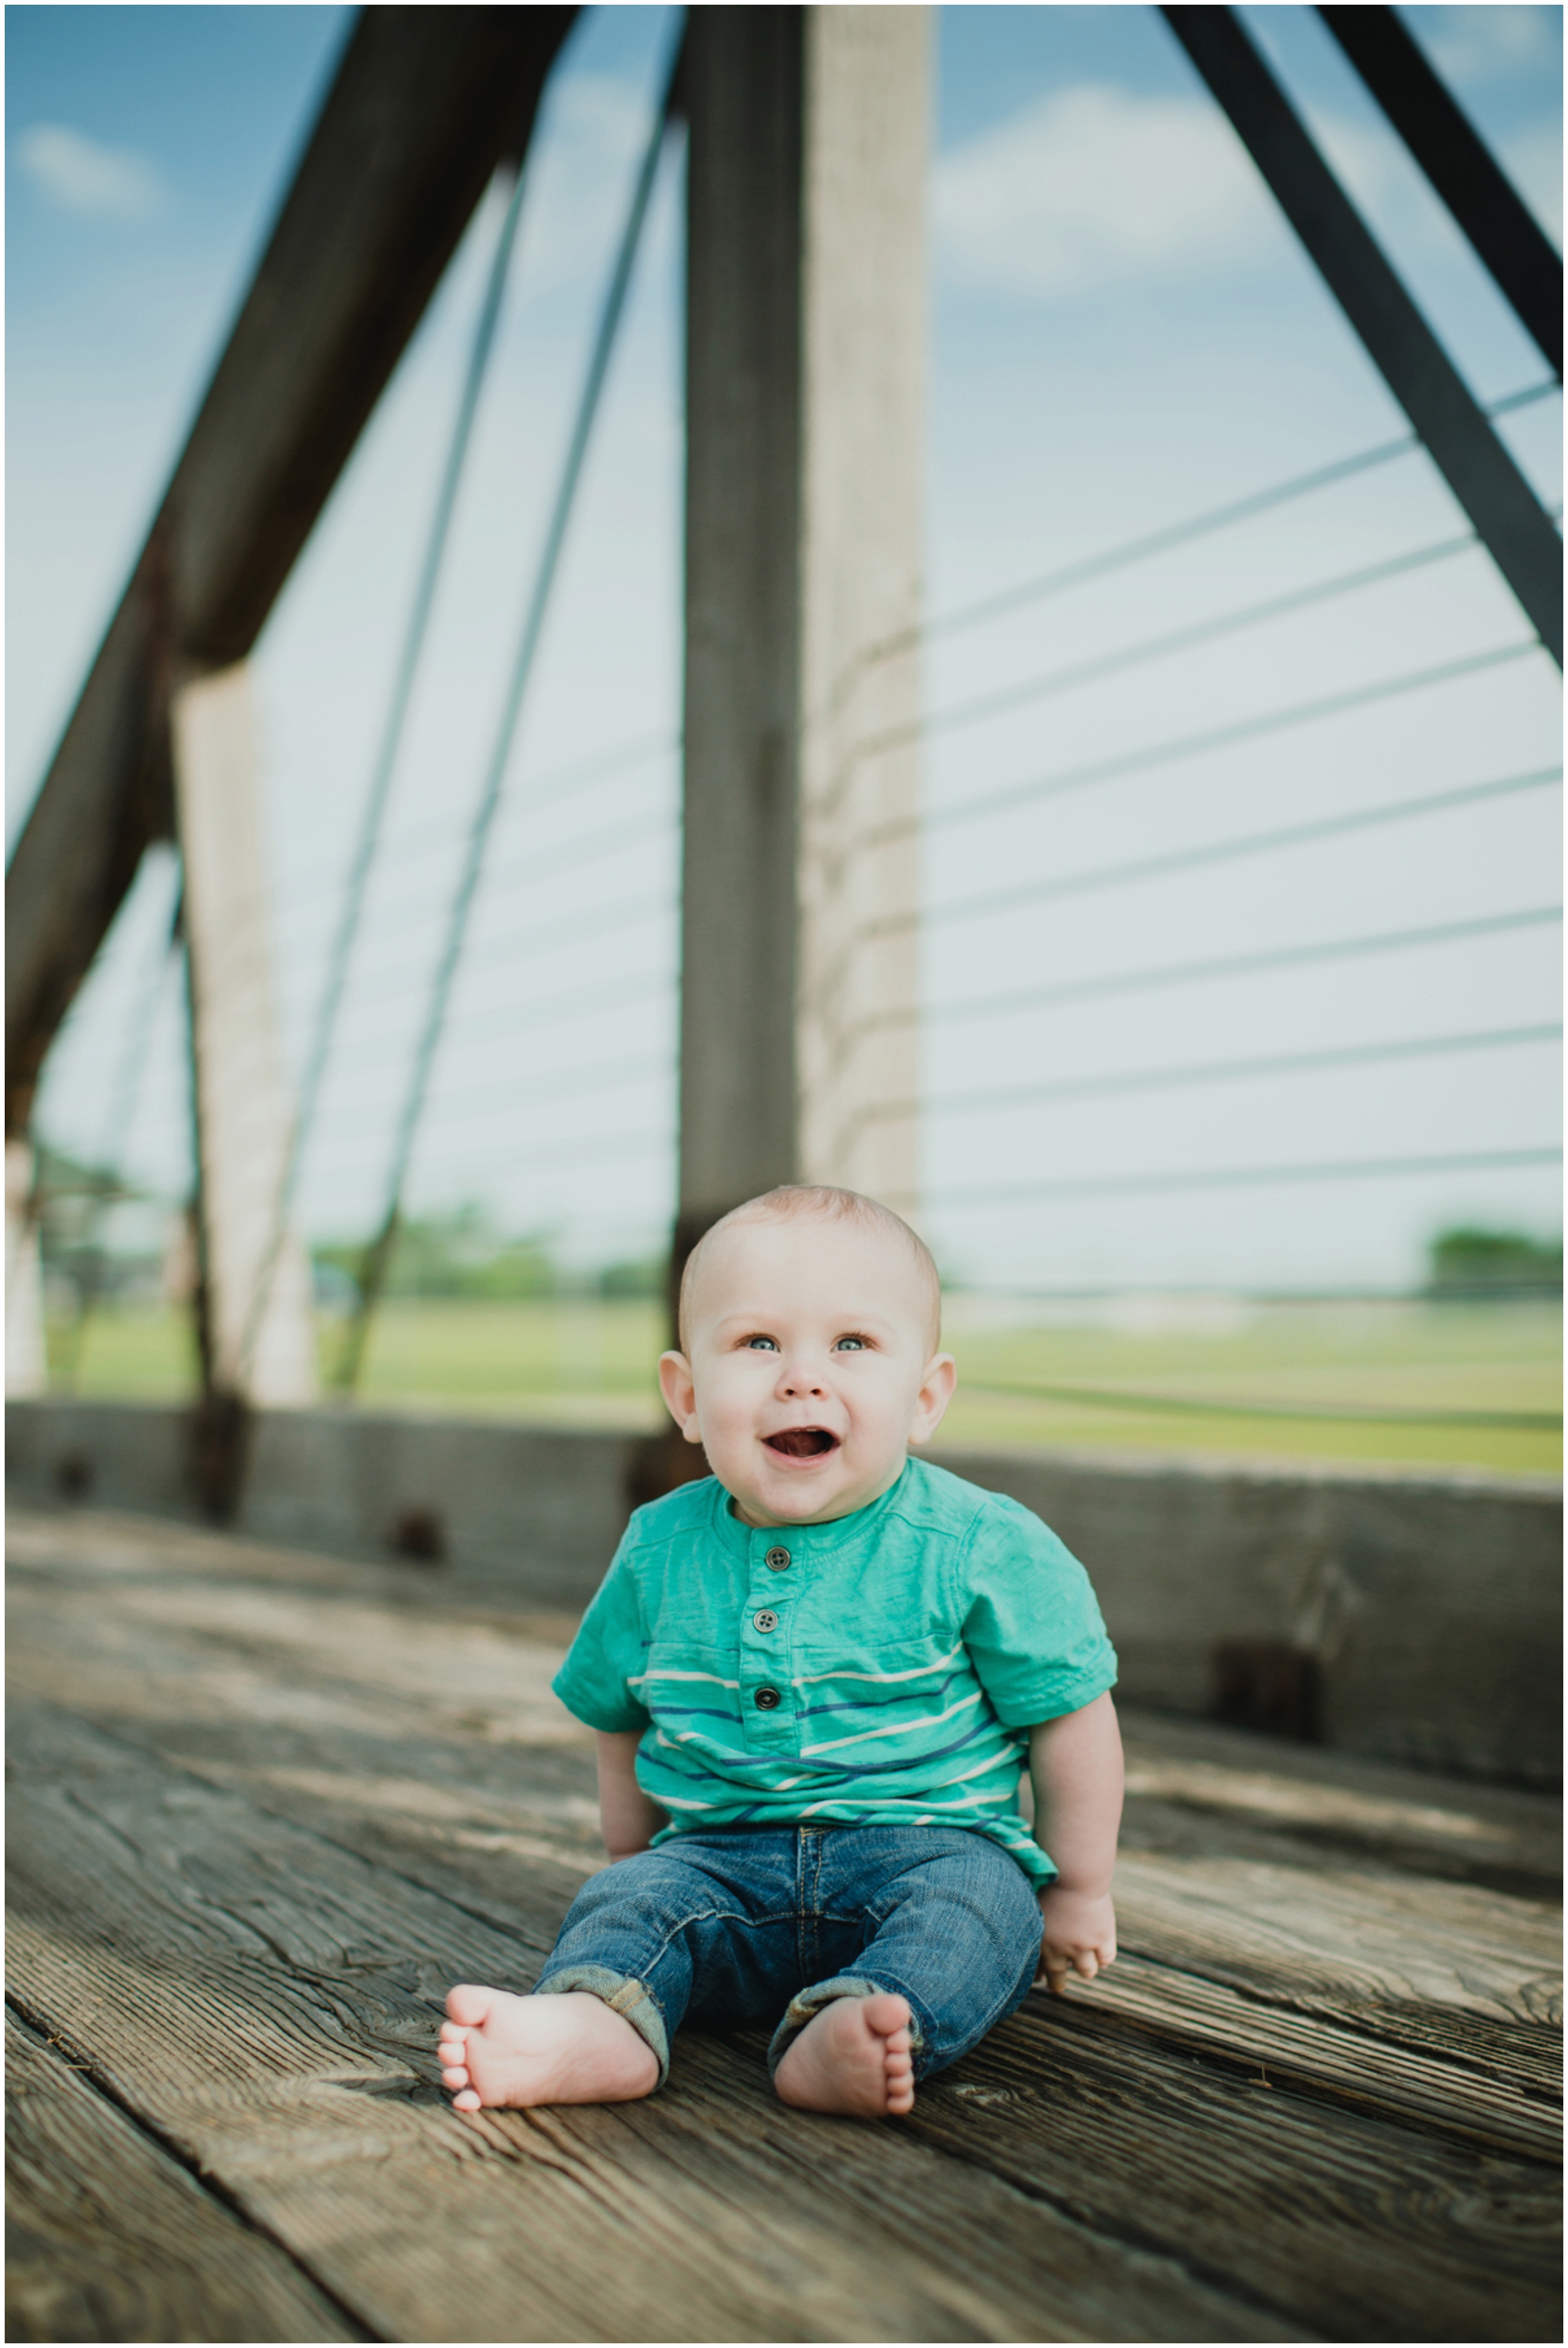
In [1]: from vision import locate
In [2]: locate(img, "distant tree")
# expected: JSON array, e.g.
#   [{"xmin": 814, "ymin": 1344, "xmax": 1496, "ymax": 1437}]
[
  {"xmin": 30, "ymin": 1140, "xmax": 162, "ymax": 1305},
  {"xmin": 464, "ymin": 1238, "xmax": 556, "ymax": 1301},
  {"xmin": 598, "ymin": 1255, "xmax": 664, "ymax": 1299},
  {"xmin": 314, "ymin": 1206, "xmax": 555, "ymax": 1301},
  {"xmin": 1426, "ymin": 1226, "xmax": 1563, "ymax": 1297}
]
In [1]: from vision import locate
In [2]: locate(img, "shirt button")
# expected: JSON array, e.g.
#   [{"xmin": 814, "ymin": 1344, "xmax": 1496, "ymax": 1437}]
[
  {"xmin": 753, "ymin": 1685, "xmax": 782, "ymax": 1711},
  {"xmin": 765, "ymin": 1546, "xmax": 791, "ymax": 1571},
  {"xmin": 752, "ymin": 1609, "xmax": 779, "ymax": 1634}
]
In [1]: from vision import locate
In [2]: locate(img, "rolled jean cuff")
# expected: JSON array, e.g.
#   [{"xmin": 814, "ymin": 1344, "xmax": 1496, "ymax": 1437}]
[
  {"xmin": 534, "ymin": 1964, "xmax": 670, "ymax": 2087},
  {"xmin": 765, "ymin": 1974, "xmax": 926, "ymax": 2081}
]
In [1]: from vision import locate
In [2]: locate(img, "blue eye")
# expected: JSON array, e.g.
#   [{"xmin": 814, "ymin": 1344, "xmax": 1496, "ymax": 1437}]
[
  {"xmin": 746, "ymin": 1335, "xmax": 779, "ymax": 1350},
  {"xmin": 834, "ymin": 1336, "xmax": 866, "ymax": 1351}
]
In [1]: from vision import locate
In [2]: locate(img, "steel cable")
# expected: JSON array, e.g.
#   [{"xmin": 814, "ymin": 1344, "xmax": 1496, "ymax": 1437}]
[
  {"xmin": 337, "ymin": 55, "xmax": 681, "ymax": 1391},
  {"xmin": 854, "ymin": 377, "xmax": 1559, "ymax": 671},
  {"xmin": 927, "ymin": 1144, "xmax": 1561, "ymax": 1210},
  {"xmin": 237, "ymin": 162, "xmax": 531, "ymax": 1383},
  {"xmin": 884, "ymin": 764, "xmax": 1562, "ymax": 939},
  {"xmin": 862, "ymin": 1020, "xmax": 1561, "ymax": 1128},
  {"xmin": 856, "ymin": 908, "xmax": 1562, "ymax": 1040}
]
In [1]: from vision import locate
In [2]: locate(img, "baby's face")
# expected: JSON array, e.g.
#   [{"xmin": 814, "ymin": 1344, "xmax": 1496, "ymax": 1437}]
[{"xmin": 658, "ymin": 1216, "xmax": 955, "ymax": 1528}]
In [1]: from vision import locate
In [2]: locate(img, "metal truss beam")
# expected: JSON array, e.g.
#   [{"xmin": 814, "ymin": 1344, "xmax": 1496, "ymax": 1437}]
[
  {"xmin": 1162, "ymin": 6, "xmax": 1562, "ymax": 670},
  {"xmin": 5, "ymin": 5, "xmax": 576, "ymax": 1134},
  {"xmin": 1319, "ymin": 5, "xmax": 1561, "ymax": 380}
]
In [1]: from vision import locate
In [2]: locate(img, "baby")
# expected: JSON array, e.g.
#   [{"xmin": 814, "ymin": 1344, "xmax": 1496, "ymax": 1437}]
[{"xmin": 439, "ymin": 1185, "xmax": 1122, "ymax": 2121}]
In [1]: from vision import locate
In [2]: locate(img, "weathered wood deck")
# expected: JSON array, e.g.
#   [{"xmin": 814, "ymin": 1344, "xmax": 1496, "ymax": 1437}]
[{"xmin": 7, "ymin": 1505, "xmax": 1561, "ymax": 2343}]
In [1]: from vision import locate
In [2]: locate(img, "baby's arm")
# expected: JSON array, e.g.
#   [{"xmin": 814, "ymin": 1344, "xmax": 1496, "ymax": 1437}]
[
  {"xmin": 595, "ymin": 1729, "xmax": 666, "ymax": 1861},
  {"xmin": 1028, "ymin": 1690, "xmax": 1123, "ymax": 1992}
]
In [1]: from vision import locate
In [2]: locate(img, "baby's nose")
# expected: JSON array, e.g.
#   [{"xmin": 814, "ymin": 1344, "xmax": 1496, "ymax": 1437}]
[{"xmin": 779, "ymin": 1363, "xmax": 828, "ymax": 1396}]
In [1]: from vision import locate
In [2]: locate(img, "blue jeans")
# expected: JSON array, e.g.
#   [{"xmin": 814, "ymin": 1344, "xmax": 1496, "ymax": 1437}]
[{"xmin": 535, "ymin": 1824, "xmax": 1043, "ymax": 2088}]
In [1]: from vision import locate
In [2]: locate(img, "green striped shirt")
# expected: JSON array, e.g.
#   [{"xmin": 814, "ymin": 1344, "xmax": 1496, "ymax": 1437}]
[{"xmin": 553, "ymin": 1457, "xmax": 1117, "ymax": 1888}]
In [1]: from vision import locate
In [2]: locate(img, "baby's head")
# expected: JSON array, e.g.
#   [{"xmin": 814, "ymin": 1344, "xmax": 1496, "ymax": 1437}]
[{"xmin": 658, "ymin": 1186, "xmax": 956, "ymax": 1529}]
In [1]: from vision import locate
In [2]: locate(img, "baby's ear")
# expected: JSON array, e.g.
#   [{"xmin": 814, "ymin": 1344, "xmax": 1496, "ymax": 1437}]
[
  {"xmin": 909, "ymin": 1352, "xmax": 957, "ymax": 1445},
  {"xmin": 657, "ymin": 1350, "xmax": 701, "ymax": 1440}
]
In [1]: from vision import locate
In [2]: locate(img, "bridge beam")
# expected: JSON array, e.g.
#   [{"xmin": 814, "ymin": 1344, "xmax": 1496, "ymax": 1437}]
[
  {"xmin": 5, "ymin": 1142, "xmax": 47, "ymax": 1398},
  {"xmin": 1162, "ymin": 6, "xmax": 1563, "ymax": 667},
  {"xmin": 6, "ymin": 5, "xmax": 576, "ymax": 1138},
  {"xmin": 1318, "ymin": 5, "xmax": 1562, "ymax": 380},
  {"xmin": 174, "ymin": 666, "xmax": 317, "ymax": 1414},
  {"xmin": 678, "ymin": 3, "xmax": 929, "ymax": 1278}
]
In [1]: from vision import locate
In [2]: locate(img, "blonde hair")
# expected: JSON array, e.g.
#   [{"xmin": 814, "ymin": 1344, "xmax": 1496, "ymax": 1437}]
[{"xmin": 678, "ymin": 1185, "xmax": 941, "ymax": 1353}]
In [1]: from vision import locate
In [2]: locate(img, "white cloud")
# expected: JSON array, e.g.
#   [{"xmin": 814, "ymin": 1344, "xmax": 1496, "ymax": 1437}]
[
  {"xmin": 934, "ymin": 83, "xmax": 1274, "ymax": 300},
  {"xmin": 934, "ymin": 68, "xmax": 1563, "ymax": 307},
  {"xmin": 14, "ymin": 122, "xmax": 168, "ymax": 220},
  {"xmin": 1423, "ymin": 5, "xmax": 1559, "ymax": 85}
]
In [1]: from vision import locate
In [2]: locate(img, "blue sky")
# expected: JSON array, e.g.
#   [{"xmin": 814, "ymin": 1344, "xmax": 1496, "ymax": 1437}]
[{"xmin": 9, "ymin": 5, "xmax": 1562, "ymax": 1291}]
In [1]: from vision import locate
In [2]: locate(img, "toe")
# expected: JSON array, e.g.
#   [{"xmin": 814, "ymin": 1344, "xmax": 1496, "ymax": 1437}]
[
  {"xmin": 861, "ymin": 1992, "xmax": 912, "ymax": 2038},
  {"xmin": 452, "ymin": 2086, "xmax": 482, "ymax": 2113},
  {"xmin": 445, "ymin": 1982, "xmax": 494, "ymax": 2028},
  {"xmin": 441, "ymin": 2064, "xmax": 469, "ymax": 2089}
]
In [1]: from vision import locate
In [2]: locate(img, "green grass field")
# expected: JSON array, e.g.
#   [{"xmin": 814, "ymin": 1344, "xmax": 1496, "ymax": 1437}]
[{"xmin": 50, "ymin": 1293, "xmax": 1562, "ymax": 1479}]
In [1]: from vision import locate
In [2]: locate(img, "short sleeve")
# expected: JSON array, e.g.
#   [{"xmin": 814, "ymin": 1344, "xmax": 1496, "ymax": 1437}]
[
  {"xmin": 960, "ymin": 1495, "xmax": 1117, "ymax": 1728},
  {"xmin": 552, "ymin": 1535, "xmax": 651, "ymax": 1733}
]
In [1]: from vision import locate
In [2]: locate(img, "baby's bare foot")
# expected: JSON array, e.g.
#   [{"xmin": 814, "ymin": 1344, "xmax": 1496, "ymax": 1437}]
[
  {"xmin": 438, "ymin": 1984, "xmax": 659, "ymax": 2111},
  {"xmin": 773, "ymin": 1991, "xmax": 916, "ymax": 2119}
]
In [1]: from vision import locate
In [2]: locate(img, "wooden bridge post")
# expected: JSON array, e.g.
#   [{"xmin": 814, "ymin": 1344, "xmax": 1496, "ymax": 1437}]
[
  {"xmin": 5, "ymin": 1140, "xmax": 47, "ymax": 1396},
  {"xmin": 795, "ymin": 8, "xmax": 930, "ymax": 1221},
  {"xmin": 679, "ymin": 3, "xmax": 929, "ymax": 1263},
  {"xmin": 173, "ymin": 663, "xmax": 317, "ymax": 1422}
]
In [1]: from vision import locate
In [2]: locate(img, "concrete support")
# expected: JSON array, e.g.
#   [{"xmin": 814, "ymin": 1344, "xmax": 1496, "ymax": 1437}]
[
  {"xmin": 797, "ymin": 10, "xmax": 929, "ymax": 1216},
  {"xmin": 173, "ymin": 665, "xmax": 316, "ymax": 1407},
  {"xmin": 680, "ymin": 6, "xmax": 928, "ymax": 1248},
  {"xmin": 5, "ymin": 1141, "xmax": 48, "ymax": 1397}
]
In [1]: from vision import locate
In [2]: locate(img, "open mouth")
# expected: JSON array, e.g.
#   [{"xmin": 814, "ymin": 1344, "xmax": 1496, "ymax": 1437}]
[{"xmin": 764, "ymin": 1427, "xmax": 840, "ymax": 1460}]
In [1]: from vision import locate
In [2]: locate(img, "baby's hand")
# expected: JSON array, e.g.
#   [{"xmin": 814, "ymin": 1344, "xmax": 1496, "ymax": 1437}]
[{"xmin": 1035, "ymin": 1885, "xmax": 1117, "ymax": 1994}]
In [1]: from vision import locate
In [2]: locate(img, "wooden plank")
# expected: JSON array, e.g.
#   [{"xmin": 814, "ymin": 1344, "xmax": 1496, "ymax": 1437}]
[
  {"xmin": 15, "ymin": 1507, "xmax": 1556, "ymax": 1886},
  {"xmin": 1119, "ymin": 1706, "xmax": 1563, "ymax": 1896},
  {"xmin": 1319, "ymin": 1998, "xmax": 1562, "ymax": 2097},
  {"xmin": 1113, "ymin": 1850, "xmax": 1562, "ymax": 2028},
  {"xmin": 4, "ymin": 1509, "xmax": 594, "ymax": 1739},
  {"xmin": 905, "ymin": 1998, "xmax": 1560, "ymax": 2343},
  {"xmin": 1049, "ymin": 1953, "xmax": 1559, "ymax": 2163},
  {"xmin": 9, "ymin": 1509, "xmax": 1562, "ymax": 2337},
  {"xmin": 57, "ymin": 1636, "xmax": 1563, "ymax": 2173},
  {"xmin": 6, "ymin": 6, "xmax": 575, "ymax": 1130},
  {"xmin": 5, "ymin": 1513, "xmax": 608, "ymax": 1950},
  {"xmin": 23, "ymin": 1504, "xmax": 1557, "ymax": 1899},
  {"xmin": 8, "ymin": 1699, "xmax": 1301, "ymax": 2344},
  {"xmin": 3, "ymin": 1507, "xmax": 585, "ymax": 1648},
  {"xmin": 539, "ymin": 2029, "xmax": 1310, "ymax": 2345},
  {"xmin": 9, "ymin": 1506, "xmax": 1561, "ymax": 2088},
  {"xmin": 5, "ymin": 1558, "xmax": 602, "ymax": 1944},
  {"xmin": 5, "ymin": 2011, "xmax": 360, "ymax": 2345}
]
